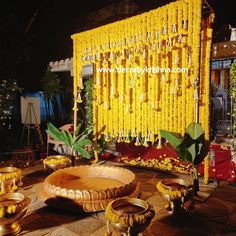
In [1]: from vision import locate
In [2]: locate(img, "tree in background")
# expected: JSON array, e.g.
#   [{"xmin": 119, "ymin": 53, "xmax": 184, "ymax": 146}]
[
  {"xmin": 0, "ymin": 80, "xmax": 22, "ymax": 130},
  {"xmin": 41, "ymin": 68, "xmax": 63, "ymax": 123}
]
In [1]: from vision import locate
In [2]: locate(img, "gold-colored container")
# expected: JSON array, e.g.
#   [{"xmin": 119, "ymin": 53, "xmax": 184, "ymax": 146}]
[
  {"xmin": 156, "ymin": 178, "xmax": 192, "ymax": 213},
  {"xmin": 43, "ymin": 165, "xmax": 137, "ymax": 212},
  {"xmin": 43, "ymin": 155, "xmax": 72, "ymax": 171},
  {"xmin": 0, "ymin": 167, "xmax": 22, "ymax": 195},
  {"xmin": 105, "ymin": 197, "xmax": 155, "ymax": 236},
  {"xmin": 0, "ymin": 192, "xmax": 31, "ymax": 235}
]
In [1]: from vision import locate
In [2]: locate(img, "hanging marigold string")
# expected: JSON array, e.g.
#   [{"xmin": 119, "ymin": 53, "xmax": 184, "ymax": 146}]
[
  {"xmin": 71, "ymin": 0, "xmax": 214, "ymax": 182},
  {"xmin": 200, "ymin": 12, "xmax": 215, "ymax": 183}
]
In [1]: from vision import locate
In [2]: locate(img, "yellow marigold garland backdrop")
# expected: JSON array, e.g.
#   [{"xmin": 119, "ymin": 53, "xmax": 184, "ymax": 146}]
[{"xmin": 71, "ymin": 0, "xmax": 214, "ymax": 183}]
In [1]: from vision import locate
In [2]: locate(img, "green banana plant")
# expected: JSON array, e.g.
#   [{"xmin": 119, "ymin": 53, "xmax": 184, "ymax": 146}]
[
  {"xmin": 160, "ymin": 122, "xmax": 208, "ymax": 194},
  {"xmin": 46, "ymin": 122, "xmax": 92, "ymax": 159}
]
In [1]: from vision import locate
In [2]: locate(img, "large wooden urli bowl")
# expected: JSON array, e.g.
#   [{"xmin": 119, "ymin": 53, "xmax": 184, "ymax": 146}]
[{"xmin": 43, "ymin": 165, "xmax": 137, "ymax": 212}]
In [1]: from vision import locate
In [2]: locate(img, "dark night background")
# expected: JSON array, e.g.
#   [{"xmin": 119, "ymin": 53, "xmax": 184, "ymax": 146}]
[{"xmin": 0, "ymin": 0, "xmax": 235, "ymax": 92}]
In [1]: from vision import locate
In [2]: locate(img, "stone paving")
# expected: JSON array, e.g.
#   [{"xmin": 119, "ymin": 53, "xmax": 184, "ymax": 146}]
[{"xmin": 7, "ymin": 160, "xmax": 236, "ymax": 236}]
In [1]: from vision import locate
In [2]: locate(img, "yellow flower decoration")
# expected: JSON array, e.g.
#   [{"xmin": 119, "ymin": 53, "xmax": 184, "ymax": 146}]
[{"xmin": 71, "ymin": 0, "xmax": 214, "ymax": 183}]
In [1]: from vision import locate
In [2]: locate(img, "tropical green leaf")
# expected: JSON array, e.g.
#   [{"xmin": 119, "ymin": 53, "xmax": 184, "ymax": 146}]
[
  {"xmin": 60, "ymin": 130, "xmax": 71, "ymax": 146},
  {"xmin": 175, "ymin": 146, "xmax": 192, "ymax": 162},
  {"xmin": 66, "ymin": 131, "xmax": 73, "ymax": 147},
  {"xmin": 74, "ymin": 123, "xmax": 82, "ymax": 136},
  {"xmin": 186, "ymin": 122, "xmax": 204, "ymax": 140},
  {"xmin": 76, "ymin": 128, "xmax": 93, "ymax": 142},
  {"xmin": 47, "ymin": 122, "xmax": 64, "ymax": 142},
  {"xmin": 188, "ymin": 143, "xmax": 196, "ymax": 162},
  {"xmin": 175, "ymin": 133, "xmax": 194, "ymax": 162},
  {"xmin": 194, "ymin": 134, "xmax": 208, "ymax": 165},
  {"xmin": 73, "ymin": 146, "xmax": 91, "ymax": 159},
  {"xmin": 46, "ymin": 122, "xmax": 93, "ymax": 160},
  {"xmin": 74, "ymin": 138, "xmax": 92, "ymax": 147},
  {"xmin": 160, "ymin": 130, "xmax": 182, "ymax": 149}
]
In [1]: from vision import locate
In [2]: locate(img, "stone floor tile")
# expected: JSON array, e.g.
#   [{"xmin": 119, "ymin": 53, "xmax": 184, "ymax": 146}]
[
  {"xmin": 19, "ymin": 231, "xmax": 49, "ymax": 236},
  {"xmin": 26, "ymin": 197, "xmax": 47, "ymax": 215},
  {"xmin": 19, "ymin": 212, "xmax": 42, "ymax": 226},
  {"xmin": 144, "ymin": 218, "xmax": 181, "ymax": 236},
  {"xmin": 146, "ymin": 176, "xmax": 160, "ymax": 186},
  {"xmin": 205, "ymin": 218, "xmax": 235, "ymax": 235},
  {"xmin": 136, "ymin": 172, "xmax": 157, "ymax": 182},
  {"xmin": 139, "ymin": 191, "xmax": 155, "ymax": 200},
  {"xmin": 92, "ymin": 211, "xmax": 106, "ymax": 222},
  {"xmin": 145, "ymin": 194, "xmax": 165, "ymax": 213},
  {"xmin": 90, "ymin": 224, "xmax": 125, "ymax": 236},
  {"xmin": 19, "ymin": 214, "xmax": 61, "ymax": 236},
  {"xmin": 194, "ymin": 198, "xmax": 229, "ymax": 221},
  {"xmin": 89, "ymin": 225, "xmax": 108, "ymax": 236},
  {"xmin": 45, "ymin": 227, "xmax": 80, "ymax": 236},
  {"xmin": 18, "ymin": 186, "xmax": 35, "ymax": 196},
  {"xmin": 64, "ymin": 216, "xmax": 105, "ymax": 235},
  {"xmin": 175, "ymin": 228, "xmax": 212, "ymax": 236},
  {"xmin": 139, "ymin": 182, "xmax": 157, "ymax": 193},
  {"xmin": 36, "ymin": 206, "xmax": 79, "ymax": 225},
  {"xmin": 227, "ymin": 213, "xmax": 236, "ymax": 227}
]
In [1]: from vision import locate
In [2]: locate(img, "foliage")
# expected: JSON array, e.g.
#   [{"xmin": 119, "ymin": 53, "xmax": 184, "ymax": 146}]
[
  {"xmin": 160, "ymin": 122, "xmax": 208, "ymax": 166},
  {"xmin": 41, "ymin": 68, "xmax": 61, "ymax": 99},
  {"xmin": 230, "ymin": 62, "xmax": 236, "ymax": 96},
  {"xmin": 46, "ymin": 122, "xmax": 92, "ymax": 159},
  {"xmin": 41, "ymin": 68, "xmax": 63, "ymax": 122},
  {"xmin": 84, "ymin": 79, "xmax": 93, "ymax": 128},
  {"xmin": 0, "ymin": 80, "xmax": 22, "ymax": 130},
  {"xmin": 160, "ymin": 122, "xmax": 208, "ymax": 194},
  {"xmin": 230, "ymin": 62, "xmax": 236, "ymax": 136}
]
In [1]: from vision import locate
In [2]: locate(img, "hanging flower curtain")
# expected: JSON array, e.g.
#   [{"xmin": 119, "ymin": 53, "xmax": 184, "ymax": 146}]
[{"xmin": 71, "ymin": 0, "xmax": 214, "ymax": 181}]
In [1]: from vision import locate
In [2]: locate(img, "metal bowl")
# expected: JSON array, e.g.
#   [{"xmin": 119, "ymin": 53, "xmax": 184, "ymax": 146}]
[
  {"xmin": 43, "ymin": 155, "xmax": 72, "ymax": 171},
  {"xmin": 160, "ymin": 178, "xmax": 190, "ymax": 201},
  {"xmin": 0, "ymin": 192, "xmax": 31, "ymax": 235},
  {"xmin": 106, "ymin": 197, "xmax": 155, "ymax": 235},
  {"xmin": 157, "ymin": 178, "xmax": 192, "ymax": 213},
  {"xmin": 0, "ymin": 167, "xmax": 22, "ymax": 194}
]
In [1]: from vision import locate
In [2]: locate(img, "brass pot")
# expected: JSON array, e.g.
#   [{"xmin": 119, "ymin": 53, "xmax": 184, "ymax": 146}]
[
  {"xmin": 43, "ymin": 155, "xmax": 72, "ymax": 171},
  {"xmin": 157, "ymin": 178, "xmax": 192, "ymax": 213},
  {"xmin": 0, "ymin": 167, "xmax": 22, "ymax": 195},
  {"xmin": 0, "ymin": 192, "xmax": 31, "ymax": 235},
  {"xmin": 105, "ymin": 197, "xmax": 155, "ymax": 236},
  {"xmin": 43, "ymin": 165, "xmax": 137, "ymax": 212}
]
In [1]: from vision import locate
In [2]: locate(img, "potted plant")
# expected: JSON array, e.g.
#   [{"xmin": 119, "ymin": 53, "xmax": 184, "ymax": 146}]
[
  {"xmin": 160, "ymin": 122, "xmax": 208, "ymax": 195},
  {"xmin": 46, "ymin": 122, "xmax": 93, "ymax": 165}
]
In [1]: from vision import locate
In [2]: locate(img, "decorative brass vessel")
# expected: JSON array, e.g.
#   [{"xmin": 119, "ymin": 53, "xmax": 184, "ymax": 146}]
[
  {"xmin": 0, "ymin": 192, "xmax": 31, "ymax": 235},
  {"xmin": 43, "ymin": 165, "xmax": 137, "ymax": 212},
  {"xmin": 157, "ymin": 178, "xmax": 192, "ymax": 213},
  {"xmin": 43, "ymin": 155, "xmax": 72, "ymax": 171},
  {"xmin": 0, "ymin": 167, "xmax": 22, "ymax": 195},
  {"xmin": 105, "ymin": 197, "xmax": 155, "ymax": 236}
]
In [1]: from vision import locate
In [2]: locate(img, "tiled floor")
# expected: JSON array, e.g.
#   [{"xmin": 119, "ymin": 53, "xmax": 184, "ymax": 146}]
[{"xmin": 6, "ymin": 160, "xmax": 236, "ymax": 236}]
